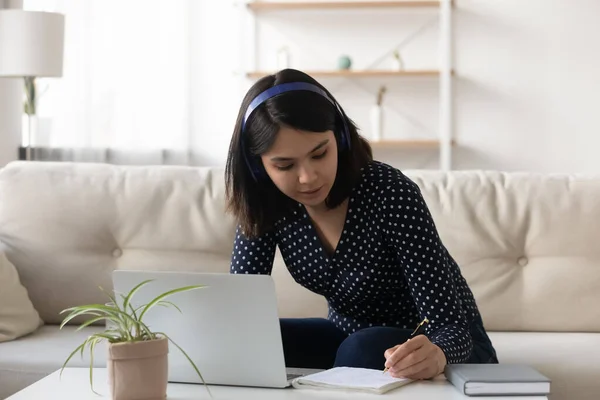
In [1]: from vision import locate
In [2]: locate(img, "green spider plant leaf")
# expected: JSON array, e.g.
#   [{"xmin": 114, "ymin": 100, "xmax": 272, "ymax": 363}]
[{"xmin": 138, "ymin": 285, "xmax": 205, "ymax": 322}]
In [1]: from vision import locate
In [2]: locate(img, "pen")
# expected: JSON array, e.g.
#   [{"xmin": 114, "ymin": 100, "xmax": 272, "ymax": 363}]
[{"xmin": 383, "ymin": 317, "xmax": 429, "ymax": 374}]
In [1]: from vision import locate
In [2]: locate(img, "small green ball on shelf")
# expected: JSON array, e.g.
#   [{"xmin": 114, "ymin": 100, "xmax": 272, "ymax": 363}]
[{"xmin": 337, "ymin": 55, "xmax": 352, "ymax": 70}]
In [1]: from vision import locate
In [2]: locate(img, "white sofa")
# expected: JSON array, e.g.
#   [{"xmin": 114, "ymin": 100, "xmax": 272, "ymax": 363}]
[{"xmin": 0, "ymin": 160, "xmax": 599, "ymax": 400}]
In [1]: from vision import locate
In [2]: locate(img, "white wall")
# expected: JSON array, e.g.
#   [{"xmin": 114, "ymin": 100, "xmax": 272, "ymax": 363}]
[
  {"xmin": 3, "ymin": 0, "xmax": 600, "ymax": 173},
  {"xmin": 0, "ymin": 0, "xmax": 23, "ymax": 167},
  {"xmin": 453, "ymin": 0, "xmax": 600, "ymax": 173}
]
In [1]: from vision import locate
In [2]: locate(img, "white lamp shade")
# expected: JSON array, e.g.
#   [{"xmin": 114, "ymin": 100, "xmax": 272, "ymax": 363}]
[{"xmin": 0, "ymin": 10, "xmax": 65, "ymax": 77}]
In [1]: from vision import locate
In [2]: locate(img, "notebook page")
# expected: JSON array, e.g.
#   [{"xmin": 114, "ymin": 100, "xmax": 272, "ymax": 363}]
[{"xmin": 298, "ymin": 367, "xmax": 411, "ymax": 389}]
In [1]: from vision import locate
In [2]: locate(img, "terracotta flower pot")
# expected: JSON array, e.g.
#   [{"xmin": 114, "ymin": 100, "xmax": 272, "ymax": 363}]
[{"xmin": 107, "ymin": 337, "xmax": 169, "ymax": 400}]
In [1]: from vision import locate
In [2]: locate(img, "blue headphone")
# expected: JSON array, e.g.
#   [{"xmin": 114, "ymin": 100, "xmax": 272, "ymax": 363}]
[{"xmin": 240, "ymin": 82, "xmax": 351, "ymax": 181}]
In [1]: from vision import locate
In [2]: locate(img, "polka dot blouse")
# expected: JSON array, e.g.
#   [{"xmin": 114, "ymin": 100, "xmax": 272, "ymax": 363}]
[{"xmin": 230, "ymin": 161, "xmax": 482, "ymax": 364}]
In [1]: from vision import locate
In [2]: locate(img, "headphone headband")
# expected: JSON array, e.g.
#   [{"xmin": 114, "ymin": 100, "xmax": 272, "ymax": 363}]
[{"xmin": 242, "ymin": 82, "xmax": 337, "ymax": 132}]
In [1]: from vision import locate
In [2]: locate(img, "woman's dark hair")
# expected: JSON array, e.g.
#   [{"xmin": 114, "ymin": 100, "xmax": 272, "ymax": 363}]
[{"xmin": 225, "ymin": 68, "xmax": 372, "ymax": 238}]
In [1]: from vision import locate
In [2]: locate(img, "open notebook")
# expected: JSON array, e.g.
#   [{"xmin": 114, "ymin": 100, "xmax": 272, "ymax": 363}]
[{"xmin": 291, "ymin": 367, "xmax": 413, "ymax": 394}]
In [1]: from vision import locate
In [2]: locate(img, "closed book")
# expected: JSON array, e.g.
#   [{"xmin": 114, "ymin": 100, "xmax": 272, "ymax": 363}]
[{"xmin": 444, "ymin": 364, "xmax": 551, "ymax": 396}]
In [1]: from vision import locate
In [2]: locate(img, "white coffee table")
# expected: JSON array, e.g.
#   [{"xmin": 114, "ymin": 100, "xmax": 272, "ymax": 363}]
[{"xmin": 7, "ymin": 368, "xmax": 549, "ymax": 399}]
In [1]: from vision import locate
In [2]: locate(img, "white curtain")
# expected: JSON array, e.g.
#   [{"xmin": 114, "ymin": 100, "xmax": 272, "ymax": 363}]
[{"xmin": 23, "ymin": 0, "xmax": 238, "ymax": 165}]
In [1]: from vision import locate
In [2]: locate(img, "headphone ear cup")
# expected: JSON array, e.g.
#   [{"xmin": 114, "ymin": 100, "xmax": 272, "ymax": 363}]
[
  {"xmin": 339, "ymin": 126, "xmax": 350, "ymax": 150},
  {"xmin": 335, "ymin": 129, "xmax": 347, "ymax": 151},
  {"xmin": 253, "ymin": 162, "xmax": 264, "ymax": 180},
  {"xmin": 332, "ymin": 101, "xmax": 351, "ymax": 151},
  {"xmin": 251, "ymin": 156, "xmax": 266, "ymax": 180},
  {"xmin": 337, "ymin": 118, "xmax": 351, "ymax": 150}
]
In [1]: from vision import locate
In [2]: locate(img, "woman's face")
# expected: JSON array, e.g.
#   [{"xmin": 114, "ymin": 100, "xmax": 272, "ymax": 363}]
[{"xmin": 260, "ymin": 126, "xmax": 338, "ymax": 210}]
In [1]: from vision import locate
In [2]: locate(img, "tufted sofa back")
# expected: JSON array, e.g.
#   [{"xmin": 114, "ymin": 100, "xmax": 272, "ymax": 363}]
[{"xmin": 0, "ymin": 161, "xmax": 598, "ymax": 332}]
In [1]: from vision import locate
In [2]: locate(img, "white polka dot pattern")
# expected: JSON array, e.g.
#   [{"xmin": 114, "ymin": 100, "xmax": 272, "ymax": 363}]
[{"xmin": 230, "ymin": 161, "xmax": 482, "ymax": 364}]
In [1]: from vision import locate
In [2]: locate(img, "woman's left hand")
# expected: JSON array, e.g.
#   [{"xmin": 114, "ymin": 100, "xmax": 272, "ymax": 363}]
[{"xmin": 383, "ymin": 335, "xmax": 447, "ymax": 380}]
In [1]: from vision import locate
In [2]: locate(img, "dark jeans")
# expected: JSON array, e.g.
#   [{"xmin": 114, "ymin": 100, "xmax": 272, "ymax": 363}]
[{"xmin": 280, "ymin": 315, "xmax": 498, "ymax": 370}]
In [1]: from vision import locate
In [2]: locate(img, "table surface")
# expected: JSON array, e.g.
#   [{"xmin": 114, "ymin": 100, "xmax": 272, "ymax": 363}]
[{"xmin": 7, "ymin": 368, "xmax": 549, "ymax": 400}]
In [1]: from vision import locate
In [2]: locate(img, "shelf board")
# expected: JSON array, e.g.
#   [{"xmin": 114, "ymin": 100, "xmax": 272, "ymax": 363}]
[
  {"xmin": 247, "ymin": 1, "xmax": 441, "ymax": 11},
  {"xmin": 246, "ymin": 70, "xmax": 441, "ymax": 78},
  {"xmin": 369, "ymin": 139, "xmax": 455, "ymax": 148}
]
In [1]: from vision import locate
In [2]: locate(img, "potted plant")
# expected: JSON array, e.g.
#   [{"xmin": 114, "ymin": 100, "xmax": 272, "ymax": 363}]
[{"xmin": 59, "ymin": 279, "xmax": 211, "ymax": 399}]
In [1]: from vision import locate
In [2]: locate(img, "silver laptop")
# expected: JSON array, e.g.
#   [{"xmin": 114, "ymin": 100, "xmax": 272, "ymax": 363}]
[{"xmin": 112, "ymin": 270, "xmax": 322, "ymax": 388}]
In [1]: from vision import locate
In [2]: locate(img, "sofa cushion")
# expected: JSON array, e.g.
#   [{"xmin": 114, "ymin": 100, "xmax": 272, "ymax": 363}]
[
  {"xmin": 0, "ymin": 325, "xmax": 107, "ymax": 399},
  {"xmin": 0, "ymin": 246, "xmax": 43, "ymax": 342},
  {"xmin": 489, "ymin": 331, "xmax": 600, "ymax": 400}
]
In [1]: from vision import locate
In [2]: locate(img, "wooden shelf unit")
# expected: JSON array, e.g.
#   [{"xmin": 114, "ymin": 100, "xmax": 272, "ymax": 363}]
[
  {"xmin": 246, "ymin": 70, "xmax": 441, "ymax": 79},
  {"xmin": 243, "ymin": 0, "xmax": 455, "ymax": 169},
  {"xmin": 247, "ymin": 1, "xmax": 441, "ymax": 11}
]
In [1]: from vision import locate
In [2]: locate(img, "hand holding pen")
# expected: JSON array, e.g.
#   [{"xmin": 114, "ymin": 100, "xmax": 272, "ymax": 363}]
[
  {"xmin": 382, "ymin": 317, "xmax": 446, "ymax": 380},
  {"xmin": 383, "ymin": 317, "xmax": 428, "ymax": 374}
]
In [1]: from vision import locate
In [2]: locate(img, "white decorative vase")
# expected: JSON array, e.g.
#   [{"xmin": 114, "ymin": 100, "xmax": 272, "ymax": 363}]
[
  {"xmin": 370, "ymin": 105, "xmax": 383, "ymax": 141},
  {"xmin": 21, "ymin": 114, "xmax": 38, "ymax": 148}
]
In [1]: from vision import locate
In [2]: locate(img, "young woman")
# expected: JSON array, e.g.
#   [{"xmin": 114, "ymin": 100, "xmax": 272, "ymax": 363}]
[{"xmin": 225, "ymin": 69, "xmax": 498, "ymax": 380}]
